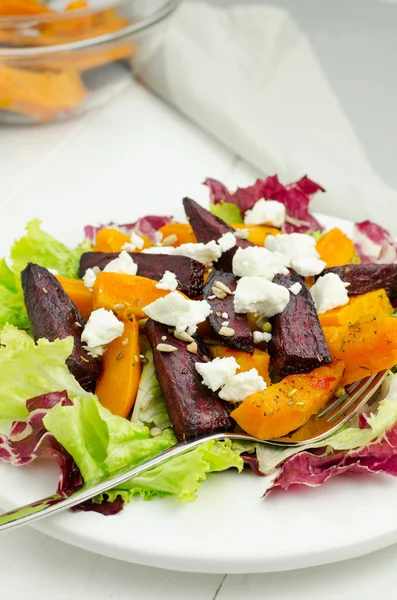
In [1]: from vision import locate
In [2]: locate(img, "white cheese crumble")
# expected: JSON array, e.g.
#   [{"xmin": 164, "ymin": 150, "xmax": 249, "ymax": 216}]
[
  {"xmin": 234, "ymin": 277, "xmax": 290, "ymax": 316},
  {"xmin": 289, "ymin": 282, "xmax": 302, "ymax": 295},
  {"xmin": 217, "ymin": 232, "xmax": 237, "ymax": 253},
  {"xmin": 232, "ymin": 247, "xmax": 289, "ymax": 280},
  {"xmin": 121, "ymin": 232, "xmax": 145, "ymax": 252},
  {"xmin": 155, "ymin": 271, "xmax": 178, "ymax": 291},
  {"xmin": 103, "ymin": 251, "xmax": 138, "ymax": 276},
  {"xmin": 253, "ymin": 331, "xmax": 272, "ymax": 343},
  {"xmin": 265, "ymin": 233, "xmax": 326, "ymax": 276},
  {"xmin": 221, "ymin": 312, "xmax": 229, "ymax": 319},
  {"xmin": 143, "ymin": 241, "xmax": 222, "ymax": 266},
  {"xmin": 244, "ymin": 199, "xmax": 286, "ymax": 228},
  {"xmin": 144, "ymin": 291, "xmax": 212, "ymax": 333},
  {"xmin": 218, "ymin": 369, "xmax": 267, "ymax": 402},
  {"xmin": 195, "ymin": 357, "xmax": 239, "ymax": 392},
  {"xmin": 310, "ymin": 273, "xmax": 350, "ymax": 314},
  {"xmin": 83, "ymin": 266, "xmax": 101, "ymax": 291},
  {"xmin": 81, "ymin": 308, "xmax": 124, "ymax": 356}
]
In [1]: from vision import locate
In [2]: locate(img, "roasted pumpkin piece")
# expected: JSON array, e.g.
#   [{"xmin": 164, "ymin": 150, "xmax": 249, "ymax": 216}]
[
  {"xmin": 318, "ymin": 289, "xmax": 393, "ymax": 328},
  {"xmin": 0, "ymin": 66, "xmax": 87, "ymax": 121},
  {"xmin": 231, "ymin": 361, "xmax": 345, "ymax": 440},
  {"xmin": 93, "ymin": 272, "xmax": 171, "ymax": 321},
  {"xmin": 210, "ymin": 345, "xmax": 271, "ymax": 386},
  {"xmin": 316, "ymin": 228, "xmax": 356, "ymax": 268},
  {"xmin": 93, "ymin": 228, "xmax": 151, "ymax": 253},
  {"xmin": 230, "ymin": 223, "xmax": 281, "ymax": 247},
  {"xmin": 158, "ymin": 223, "xmax": 197, "ymax": 246},
  {"xmin": 0, "ymin": 0, "xmax": 52, "ymax": 15},
  {"xmin": 95, "ymin": 317, "xmax": 141, "ymax": 418},
  {"xmin": 323, "ymin": 315, "xmax": 397, "ymax": 385},
  {"xmin": 55, "ymin": 275, "xmax": 93, "ymax": 321}
]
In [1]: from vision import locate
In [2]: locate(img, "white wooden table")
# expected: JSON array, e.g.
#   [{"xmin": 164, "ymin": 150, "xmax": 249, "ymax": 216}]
[{"xmin": 1, "ymin": 82, "xmax": 397, "ymax": 599}]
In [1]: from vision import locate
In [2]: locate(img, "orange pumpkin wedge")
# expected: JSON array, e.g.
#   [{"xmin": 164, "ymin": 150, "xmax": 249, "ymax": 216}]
[
  {"xmin": 316, "ymin": 228, "xmax": 356, "ymax": 268},
  {"xmin": 93, "ymin": 228, "xmax": 152, "ymax": 253},
  {"xmin": 93, "ymin": 272, "xmax": 173, "ymax": 321},
  {"xmin": 210, "ymin": 345, "xmax": 271, "ymax": 386},
  {"xmin": 319, "ymin": 289, "xmax": 393, "ymax": 328},
  {"xmin": 230, "ymin": 223, "xmax": 281, "ymax": 247},
  {"xmin": 55, "ymin": 275, "xmax": 93, "ymax": 321},
  {"xmin": 323, "ymin": 315, "xmax": 397, "ymax": 385},
  {"xmin": 158, "ymin": 223, "xmax": 197, "ymax": 246},
  {"xmin": 95, "ymin": 318, "xmax": 141, "ymax": 418},
  {"xmin": 231, "ymin": 361, "xmax": 345, "ymax": 440}
]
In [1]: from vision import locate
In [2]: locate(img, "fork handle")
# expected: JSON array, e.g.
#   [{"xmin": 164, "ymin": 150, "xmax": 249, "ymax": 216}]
[{"xmin": 0, "ymin": 431, "xmax": 257, "ymax": 531}]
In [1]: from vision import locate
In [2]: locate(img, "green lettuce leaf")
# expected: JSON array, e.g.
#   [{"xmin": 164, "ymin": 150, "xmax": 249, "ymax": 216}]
[
  {"xmin": 131, "ymin": 348, "xmax": 170, "ymax": 430},
  {"xmin": 256, "ymin": 372, "xmax": 397, "ymax": 474},
  {"xmin": 0, "ymin": 259, "xmax": 29, "ymax": 330},
  {"xmin": 44, "ymin": 395, "xmax": 243, "ymax": 504},
  {"xmin": 10, "ymin": 219, "xmax": 91, "ymax": 279},
  {"xmin": 210, "ymin": 202, "xmax": 243, "ymax": 224},
  {"xmin": 0, "ymin": 325, "xmax": 91, "ymax": 420}
]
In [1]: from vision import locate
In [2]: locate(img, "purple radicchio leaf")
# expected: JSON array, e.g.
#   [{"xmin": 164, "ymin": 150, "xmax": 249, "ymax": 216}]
[
  {"xmin": 0, "ymin": 391, "xmax": 124, "ymax": 515},
  {"xmin": 84, "ymin": 216, "xmax": 172, "ymax": 244},
  {"xmin": 354, "ymin": 220, "xmax": 397, "ymax": 264},
  {"xmin": 204, "ymin": 175, "xmax": 325, "ymax": 233}
]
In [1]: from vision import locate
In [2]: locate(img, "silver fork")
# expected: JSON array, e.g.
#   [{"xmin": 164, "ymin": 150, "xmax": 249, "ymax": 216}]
[{"xmin": 0, "ymin": 370, "xmax": 386, "ymax": 531}]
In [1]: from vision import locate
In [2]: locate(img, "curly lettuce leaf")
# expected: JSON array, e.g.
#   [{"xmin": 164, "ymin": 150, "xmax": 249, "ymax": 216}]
[
  {"xmin": 11, "ymin": 219, "xmax": 91, "ymax": 278},
  {"xmin": 44, "ymin": 395, "xmax": 243, "ymax": 504},
  {"xmin": 210, "ymin": 202, "xmax": 243, "ymax": 224},
  {"xmin": 131, "ymin": 348, "xmax": 170, "ymax": 431},
  {"xmin": 0, "ymin": 325, "xmax": 91, "ymax": 420},
  {"xmin": 0, "ymin": 259, "xmax": 29, "ymax": 330}
]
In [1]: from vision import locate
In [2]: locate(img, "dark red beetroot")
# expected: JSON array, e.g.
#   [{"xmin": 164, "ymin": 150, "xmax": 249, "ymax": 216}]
[
  {"xmin": 183, "ymin": 197, "xmax": 252, "ymax": 271},
  {"xmin": 78, "ymin": 252, "xmax": 205, "ymax": 298},
  {"xmin": 203, "ymin": 270, "xmax": 254, "ymax": 353},
  {"xmin": 146, "ymin": 319, "xmax": 233, "ymax": 441},
  {"xmin": 323, "ymin": 264, "xmax": 397, "ymax": 297},
  {"xmin": 269, "ymin": 272, "xmax": 332, "ymax": 377},
  {"xmin": 21, "ymin": 264, "xmax": 101, "ymax": 392}
]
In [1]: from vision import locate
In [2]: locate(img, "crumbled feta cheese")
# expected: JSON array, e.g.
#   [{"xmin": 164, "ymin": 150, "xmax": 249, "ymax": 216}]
[
  {"xmin": 265, "ymin": 233, "xmax": 326, "ymax": 276},
  {"xmin": 310, "ymin": 273, "xmax": 350, "ymax": 314},
  {"xmin": 244, "ymin": 199, "xmax": 286, "ymax": 228},
  {"xmin": 217, "ymin": 232, "xmax": 237, "ymax": 253},
  {"xmin": 103, "ymin": 251, "xmax": 138, "ymax": 276},
  {"xmin": 144, "ymin": 241, "xmax": 222, "ymax": 266},
  {"xmin": 222, "ymin": 321, "xmax": 229, "ymax": 327},
  {"xmin": 121, "ymin": 232, "xmax": 145, "ymax": 252},
  {"xmin": 83, "ymin": 266, "xmax": 101, "ymax": 291},
  {"xmin": 144, "ymin": 291, "xmax": 212, "ymax": 333},
  {"xmin": 218, "ymin": 369, "xmax": 266, "ymax": 401},
  {"xmin": 253, "ymin": 331, "xmax": 272, "ymax": 343},
  {"xmin": 195, "ymin": 357, "xmax": 239, "ymax": 392},
  {"xmin": 232, "ymin": 247, "xmax": 289, "ymax": 280},
  {"xmin": 234, "ymin": 277, "xmax": 290, "ymax": 316},
  {"xmin": 155, "ymin": 271, "xmax": 178, "ymax": 291},
  {"xmin": 81, "ymin": 308, "xmax": 124, "ymax": 356},
  {"xmin": 289, "ymin": 282, "xmax": 302, "ymax": 295},
  {"xmin": 221, "ymin": 312, "xmax": 229, "ymax": 319}
]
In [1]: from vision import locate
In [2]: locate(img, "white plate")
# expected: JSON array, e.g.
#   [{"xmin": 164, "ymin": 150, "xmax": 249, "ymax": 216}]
[{"xmin": 1, "ymin": 211, "xmax": 397, "ymax": 574}]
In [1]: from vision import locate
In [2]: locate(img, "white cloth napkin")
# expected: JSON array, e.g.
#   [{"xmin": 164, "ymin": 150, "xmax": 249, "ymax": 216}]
[{"xmin": 141, "ymin": 0, "xmax": 397, "ymax": 233}]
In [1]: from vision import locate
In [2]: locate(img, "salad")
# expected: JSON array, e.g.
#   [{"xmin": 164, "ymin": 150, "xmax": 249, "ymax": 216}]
[{"xmin": 0, "ymin": 174, "xmax": 397, "ymax": 515}]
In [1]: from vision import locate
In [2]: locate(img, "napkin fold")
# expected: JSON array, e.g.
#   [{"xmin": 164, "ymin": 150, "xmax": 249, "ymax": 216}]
[{"xmin": 141, "ymin": 0, "xmax": 397, "ymax": 233}]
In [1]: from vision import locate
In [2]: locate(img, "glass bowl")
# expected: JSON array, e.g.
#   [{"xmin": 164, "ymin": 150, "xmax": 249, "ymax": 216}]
[{"xmin": 0, "ymin": 0, "xmax": 180, "ymax": 124}]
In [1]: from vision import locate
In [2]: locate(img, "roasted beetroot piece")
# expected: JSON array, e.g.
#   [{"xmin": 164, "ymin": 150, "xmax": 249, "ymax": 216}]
[
  {"xmin": 79, "ymin": 252, "xmax": 204, "ymax": 297},
  {"xmin": 323, "ymin": 264, "xmax": 397, "ymax": 297},
  {"xmin": 203, "ymin": 270, "xmax": 254, "ymax": 353},
  {"xmin": 269, "ymin": 272, "xmax": 332, "ymax": 377},
  {"xmin": 21, "ymin": 264, "xmax": 101, "ymax": 392},
  {"xmin": 183, "ymin": 197, "xmax": 252, "ymax": 271},
  {"xmin": 146, "ymin": 319, "xmax": 234, "ymax": 441}
]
